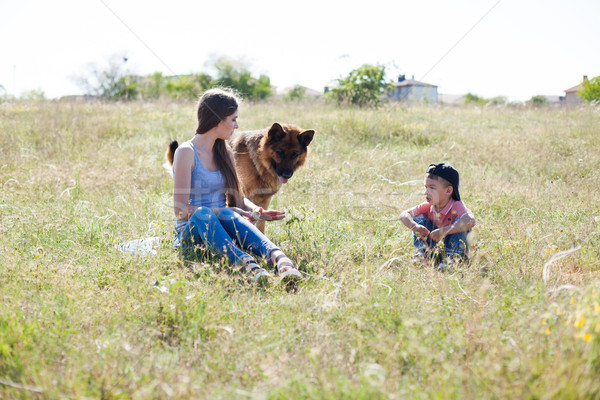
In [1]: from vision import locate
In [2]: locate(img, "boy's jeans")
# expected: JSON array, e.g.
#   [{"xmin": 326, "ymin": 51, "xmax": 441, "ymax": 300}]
[
  {"xmin": 174, "ymin": 207, "xmax": 280, "ymax": 264},
  {"xmin": 412, "ymin": 215, "xmax": 469, "ymax": 258}
]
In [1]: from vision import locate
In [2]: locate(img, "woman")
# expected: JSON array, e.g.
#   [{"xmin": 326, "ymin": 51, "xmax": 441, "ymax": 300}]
[{"xmin": 169, "ymin": 88, "xmax": 301, "ymax": 284}]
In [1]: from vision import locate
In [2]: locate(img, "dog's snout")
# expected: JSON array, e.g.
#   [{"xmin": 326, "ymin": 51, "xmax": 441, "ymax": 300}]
[{"xmin": 281, "ymin": 171, "xmax": 293, "ymax": 179}]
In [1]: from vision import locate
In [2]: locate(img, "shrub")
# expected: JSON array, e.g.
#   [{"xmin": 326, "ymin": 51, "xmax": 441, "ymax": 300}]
[
  {"xmin": 284, "ymin": 85, "xmax": 307, "ymax": 101},
  {"xmin": 212, "ymin": 56, "xmax": 273, "ymax": 101},
  {"xmin": 326, "ymin": 64, "xmax": 392, "ymax": 108},
  {"xmin": 579, "ymin": 76, "xmax": 600, "ymax": 103},
  {"xmin": 528, "ymin": 95, "xmax": 548, "ymax": 107},
  {"xmin": 464, "ymin": 92, "xmax": 488, "ymax": 105}
]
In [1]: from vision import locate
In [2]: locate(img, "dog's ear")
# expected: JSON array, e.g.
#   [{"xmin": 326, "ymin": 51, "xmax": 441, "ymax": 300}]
[
  {"xmin": 267, "ymin": 123, "xmax": 285, "ymax": 143},
  {"xmin": 299, "ymin": 130, "xmax": 315, "ymax": 148}
]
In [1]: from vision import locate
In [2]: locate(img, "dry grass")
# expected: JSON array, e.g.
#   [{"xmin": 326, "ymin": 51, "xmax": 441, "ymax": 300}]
[{"xmin": 1, "ymin": 99, "xmax": 600, "ymax": 398}]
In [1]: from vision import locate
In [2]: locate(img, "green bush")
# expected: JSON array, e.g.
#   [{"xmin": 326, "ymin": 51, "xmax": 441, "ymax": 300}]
[
  {"xmin": 213, "ymin": 56, "xmax": 273, "ymax": 101},
  {"xmin": 464, "ymin": 92, "xmax": 488, "ymax": 105},
  {"xmin": 113, "ymin": 76, "xmax": 139, "ymax": 100},
  {"xmin": 326, "ymin": 64, "xmax": 392, "ymax": 107},
  {"xmin": 73, "ymin": 54, "xmax": 268, "ymax": 101},
  {"xmin": 488, "ymin": 96, "xmax": 508, "ymax": 106},
  {"xmin": 528, "ymin": 95, "xmax": 548, "ymax": 107},
  {"xmin": 284, "ymin": 85, "xmax": 307, "ymax": 101},
  {"xmin": 140, "ymin": 72, "xmax": 166, "ymax": 99},
  {"xmin": 579, "ymin": 76, "xmax": 600, "ymax": 103}
]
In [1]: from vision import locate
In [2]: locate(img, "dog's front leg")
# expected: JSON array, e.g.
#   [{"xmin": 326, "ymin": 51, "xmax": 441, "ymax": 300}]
[{"xmin": 250, "ymin": 195, "xmax": 273, "ymax": 234}]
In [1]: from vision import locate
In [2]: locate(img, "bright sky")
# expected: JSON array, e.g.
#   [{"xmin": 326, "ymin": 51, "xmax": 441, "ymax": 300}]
[{"xmin": 1, "ymin": 0, "xmax": 599, "ymax": 101}]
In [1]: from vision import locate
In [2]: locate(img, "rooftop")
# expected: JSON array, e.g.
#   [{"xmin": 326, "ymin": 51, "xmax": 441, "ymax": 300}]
[
  {"xmin": 564, "ymin": 75, "xmax": 588, "ymax": 93},
  {"xmin": 564, "ymin": 84, "xmax": 581, "ymax": 93},
  {"xmin": 393, "ymin": 79, "xmax": 437, "ymax": 88}
]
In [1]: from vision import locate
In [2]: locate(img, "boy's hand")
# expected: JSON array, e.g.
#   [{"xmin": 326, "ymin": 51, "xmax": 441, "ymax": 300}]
[
  {"xmin": 413, "ymin": 224, "xmax": 430, "ymax": 239},
  {"xmin": 429, "ymin": 229, "xmax": 445, "ymax": 243}
]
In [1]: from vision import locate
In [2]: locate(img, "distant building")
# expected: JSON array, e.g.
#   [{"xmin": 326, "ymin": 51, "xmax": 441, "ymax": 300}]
[
  {"xmin": 541, "ymin": 95, "xmax": 565, "ymax": 106},
  {"xmin": 388, "ymin": 75, "xmax": 438, "ymax": 103},
  {"xmin": 564, "ymin": 75, "xmax": 588, "ymax": 106}
]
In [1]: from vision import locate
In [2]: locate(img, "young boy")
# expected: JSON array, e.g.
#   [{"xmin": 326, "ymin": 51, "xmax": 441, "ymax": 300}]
[{"xmin": 400, "ymin": 163, "xmax": 475, "ymax": 268}]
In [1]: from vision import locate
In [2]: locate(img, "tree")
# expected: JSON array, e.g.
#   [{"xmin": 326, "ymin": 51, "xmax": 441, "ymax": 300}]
[
  {"xmin": 252, "ymin": 74, "xmax": 272, "ymax": 100},
  {"xmin": 488, "ymin": 96, "xmax": 508, "ymax": 106},
  {"xmin": 72, "ymin": 53, "xmax": 132, "ymax": 100},
  {"xmin": 326, "ymin": 64, "xmax": 392, "ymax": 107},
  {"xmin": 20, "ymin": 89, "xmax": 46, "ymax": 101},
  {"xmin": 464, "ymin": 93, "xmax": 488, "ymax": 105},
  {"xmin": 138, "ymin": 72, "xmax": 213, "ymax": 100},
  {"xmin": 141, "ymin": 72, "xmax": 166, "ymax": 99},
  {"xmin": 284, "ymin": 85, "xmax": 307, "ymax": 101},
  {"xmin": 193, "ymin": 73, "xmax": 214, "ymax": 94},
  {"xmin": 113, "ymin": 76, "xmax": 139, "ymax": 100},
  {"xmin": 211, "ymin": 56, "xmax": 272, "ymax": 101},
  {"xmin": 527, "ymin": 95, "xmax": 548, "ymax": 107},
  {"xmin": 164, "ymin": 73, "xmax": 213, "ymax": 100},
  {"xmin": 578, "ymin": 76, "xmax": 600, "ymax": 103}
]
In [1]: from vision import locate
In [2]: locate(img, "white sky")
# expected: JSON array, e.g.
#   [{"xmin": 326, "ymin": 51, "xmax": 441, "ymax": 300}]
[{"xmin": 1, "ymin": 0, "xmax": 599, "ymax": 101}]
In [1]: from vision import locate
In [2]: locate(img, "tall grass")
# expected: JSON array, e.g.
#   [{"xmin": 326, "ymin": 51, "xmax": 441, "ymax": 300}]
[{"xmin": 1, "ymin": 99, "xmax": 599, "ymax": 398}]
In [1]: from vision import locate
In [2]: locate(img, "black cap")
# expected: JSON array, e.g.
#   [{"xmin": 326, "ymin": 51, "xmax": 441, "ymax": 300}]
[{"xmin": 426, "ymin": 163, "xmax": 461, "ymax": 201}]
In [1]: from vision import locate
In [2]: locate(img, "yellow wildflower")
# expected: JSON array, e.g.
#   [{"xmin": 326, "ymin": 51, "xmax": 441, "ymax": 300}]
[
  {"xmin": 545, "ymin": 327, "xmax": 550, "ymax": 335},
  {"xmin": 584, "ymin": 333, "xmax": 591, "ymax": 342},
  {"xmin": 594, "ymin": 304, "xmax": 600, "ymax": 313},
  {"xmin": 574, "ymin": 316, "xmax": 586, "ymax": 329},
  {"xmin": 571, "ymin": 297, "xmax": 575, "ymax": 304}
]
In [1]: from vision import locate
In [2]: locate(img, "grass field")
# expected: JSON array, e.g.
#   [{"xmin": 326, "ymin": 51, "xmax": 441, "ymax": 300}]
[{"xmin": 1, "ymin": 99, "xmax": 600, "ymax": 399}]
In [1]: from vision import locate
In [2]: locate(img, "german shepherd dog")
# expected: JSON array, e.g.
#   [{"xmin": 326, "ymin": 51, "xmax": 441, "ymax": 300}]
[
  {"xmin": 229, "ymin": 123, "xmax": 315, "ymax": 232},
  {"xmin": 165, "ymin": 123, "xmax": 315, "ymax": 233}
]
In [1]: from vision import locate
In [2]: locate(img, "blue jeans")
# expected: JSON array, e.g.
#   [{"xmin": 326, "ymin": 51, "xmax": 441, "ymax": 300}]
[
  {"xmin": 412, "ymin": 215, "xmax": 469, "ymax": 258},
  {"xmin": 174, "ymin": 207, "xmax": 280, "ymax": 264}
]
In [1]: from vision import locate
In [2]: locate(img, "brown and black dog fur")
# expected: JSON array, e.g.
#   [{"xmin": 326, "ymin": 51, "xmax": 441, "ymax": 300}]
[
  {"xmin": 229, "ymin": 123, "xmax": 315, "ymax": 232},
  {"xmin": 165, "ymin": 140, "xmax": 178, "ymax": 166},
  {"xmin": 165, "ymin": 123, "xmax": 315, "ymax": 233}
]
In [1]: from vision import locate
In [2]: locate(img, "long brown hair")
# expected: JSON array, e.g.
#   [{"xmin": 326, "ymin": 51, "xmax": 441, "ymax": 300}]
[{"xmin": 196, "ymin": 88, "xmax": 243, "ymax": 207}]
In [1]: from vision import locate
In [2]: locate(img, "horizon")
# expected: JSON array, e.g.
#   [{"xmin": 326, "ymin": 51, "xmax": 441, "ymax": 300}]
[{"xmin": 1, "ymin": 0, "xmax": 599, "ymax": 101}]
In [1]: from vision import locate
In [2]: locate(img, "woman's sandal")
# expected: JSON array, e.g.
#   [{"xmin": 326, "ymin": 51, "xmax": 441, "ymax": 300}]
[
  {"xmin": 247, "ymin": 261, "xmax": 271, "ymax": 285},
  {"xmin": 274, "ymin": 254, "xmax": 302, "ymax": 284}
]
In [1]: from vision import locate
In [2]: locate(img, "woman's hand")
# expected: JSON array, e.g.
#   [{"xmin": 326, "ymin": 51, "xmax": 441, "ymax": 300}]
[
  {"xmin": 231, "ymin": 207, "xmax": 286, "ymax": 223},
  {"xmin": 252, "ymin": 207, "xmax": 286, "ymax": 221},
  {"xmin": 230, "ymin": 207, "xmax": 252, "ymax": 220}
]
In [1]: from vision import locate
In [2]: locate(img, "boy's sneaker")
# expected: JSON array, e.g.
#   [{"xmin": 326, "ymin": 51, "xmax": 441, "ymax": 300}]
[
  {"xmin": 436, "ymin": 255, "xmax": 464, "ymax": 272},
  {"xmin": 412, "ymin": 250, "xmax": 428, "ymax": 264},
  {"xmin": 436, "ymin": 259, "xmax": 451, "ymax": 272}
]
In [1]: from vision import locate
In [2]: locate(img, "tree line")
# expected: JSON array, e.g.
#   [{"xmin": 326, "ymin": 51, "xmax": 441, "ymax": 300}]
[
  {"xmin": 3, "ymin": 55, "xmax": 600, "ymax": 106},
  {"xmin": 71, "ymin": 55, "xmax": 273, "ymax": 102},
  {"xmin": 73, "ymin": 58, "xmax": 395, "ymax": 107}
]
